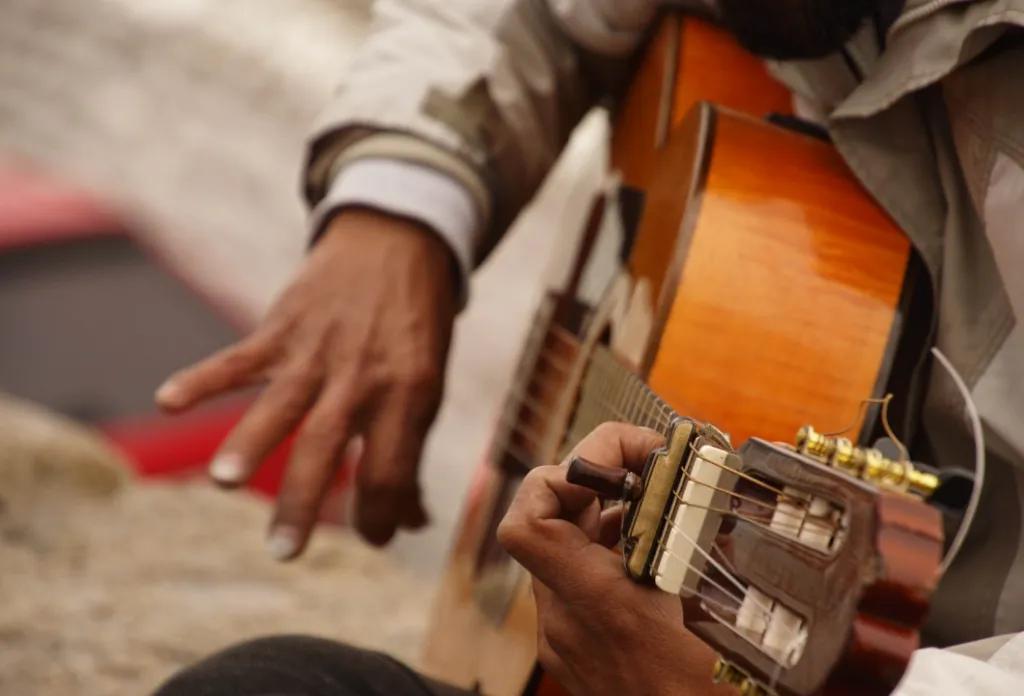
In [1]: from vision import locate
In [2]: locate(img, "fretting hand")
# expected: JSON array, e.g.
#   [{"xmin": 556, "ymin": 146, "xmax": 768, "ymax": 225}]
[{"xmin": 497, "ymin": 422, "xmax": 731, "ymax": 696}]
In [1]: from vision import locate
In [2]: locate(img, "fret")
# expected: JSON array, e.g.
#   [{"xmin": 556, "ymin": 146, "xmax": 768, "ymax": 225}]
[
  {"xmin": 616, "ymin": 375, "xmax": 629, "ymax": 424},
  {"xmin": 622, "ymin": 374, "xmax": 630, "ymax": 423},
  {"xmin": 567, "ymin": 345, "xmax": 678, "ymax": 455},
  {"xmin": 630, "ymin": 382, "xmax": 642, "ymax": 424},
  {"xmin": 616, "ymin": 356, "xmax": 631, "ymax": 422},
  {"xmin": 639, "ymin": 393, "xmax": 653, "ymax": 431}
]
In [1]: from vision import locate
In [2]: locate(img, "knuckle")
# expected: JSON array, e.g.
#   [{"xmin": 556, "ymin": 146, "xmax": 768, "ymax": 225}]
[
  {"xmin": 279, "ymin": 361, "xmax": 322, "ymax": 391},
  {"xmin": 360, "ymin": 467, "xmax": 414, "ymax": 496},
  {"xmin": 394, "ymin": 358, "xmax": 442, "ymax": 393},
  {"xmin": 280, "ymin": 387, "xmax": 313, "ymax": 415},
  {"xmin": 496, "ymin": 514, "xmax": 535, "ymax": 558},
  {"xmin": 522, "ymin": 465, "xmax": 558, "ymax": 491},
  {"xmin": 543, "ymin": 622, "xmax": 573, "ymax": 659},
  {"xmin": 220, "ymin": 344, "xmax": 264, "ymax": 374},
  {"xmin": 591, "ymin": 420, "xmax": 626, "ymax": 440},
  {"xmin": 495, "ymin": 517, "xmax": 519, "ymax": 551},
  {"xmin": 296, "ymin": 425, "xmax": 341, "ymax": 458}
]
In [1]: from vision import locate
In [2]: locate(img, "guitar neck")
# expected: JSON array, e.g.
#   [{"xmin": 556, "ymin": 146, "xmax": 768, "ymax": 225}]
[
  {"xmin": 564, "ymin": 345, "xmax": 676, "ymax": 450},
  {"xmin": 493, "ymin": 324, "xmax": 677, "ymax": 476}
]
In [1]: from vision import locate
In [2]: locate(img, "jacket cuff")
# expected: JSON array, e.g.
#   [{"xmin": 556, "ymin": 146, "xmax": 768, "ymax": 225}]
[{"xmin": 309, "ymin": 158, "xmax": 478, "ymax": 311}]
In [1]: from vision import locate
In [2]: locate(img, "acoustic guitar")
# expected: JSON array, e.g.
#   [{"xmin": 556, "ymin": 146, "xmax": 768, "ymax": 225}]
[{"xmin": 419, "ymin": 12, "xmax": 936, "ymax": 696}]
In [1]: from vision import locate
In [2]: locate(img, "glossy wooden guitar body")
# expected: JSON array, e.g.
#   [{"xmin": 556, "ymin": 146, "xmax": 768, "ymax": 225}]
[
  {"xmin": 610, "ymin": 12, "xmax": 793, "ymax": 192},
  {"xmin": 420, "ymin": 13, "xmax": 918, "ymax": 696}
]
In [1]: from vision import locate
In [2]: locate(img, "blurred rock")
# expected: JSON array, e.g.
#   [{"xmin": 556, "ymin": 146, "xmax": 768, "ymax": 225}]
[
  {"xmin": 1, "ymin": 449, "xmax": 431, "ymax": 696},
  {"xmin": 0, "ymin": 392, "xmax": 130, "ymax": 525}
]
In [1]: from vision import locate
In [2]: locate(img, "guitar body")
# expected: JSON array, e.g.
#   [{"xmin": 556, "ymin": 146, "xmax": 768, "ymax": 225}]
[{"xmin": 420, "ymin": 14, "xmax": 912, "ymax": 696}]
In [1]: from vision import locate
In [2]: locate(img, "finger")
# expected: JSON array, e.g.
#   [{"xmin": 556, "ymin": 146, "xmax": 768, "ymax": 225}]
[
  {"xmin": 266, "ymin": 379, "xmax": 359, "ymax": 561},
  {"xmin": 505, "ymin": 422, "xmax": 664, "ymax": 528},
  {"xmin": 496, "ymin": 465, "xmax": 598, "ymax": 591},
  {"xmin": 156, "ymin": 336, "xmax": 272, "ymax": 412},
  {"xmin": 353, "ymin": 393, "xmax": 433, "ymax": 547},
  {"xmin": 498, "ymin": 423, "xmax": 663, "ymax": 588},
  {"xmin": 207, "ymin": 365, "xmax": 320, "ymax": 488},
  {"xmin": 563, "ymin": 422, "xmax": 665, "ymax": 475}
]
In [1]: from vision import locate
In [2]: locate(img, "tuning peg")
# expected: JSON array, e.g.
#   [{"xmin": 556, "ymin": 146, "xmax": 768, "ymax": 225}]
[
  {"xmin": 739, "ymin": 680, "xmax": 769, "ymax": 696},
  {"xmin": 713, "ymin": 657, "xmax": 769, "ymax": 695},
  {"xmin": 711, "ymin": 658, "xmax": 745, "ymax": 686}
]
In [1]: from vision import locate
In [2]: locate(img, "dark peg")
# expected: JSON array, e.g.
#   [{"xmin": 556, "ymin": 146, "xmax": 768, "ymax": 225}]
[{"xmin": 566, "ymin": 457, "xmax": 644, "ymax": 501}]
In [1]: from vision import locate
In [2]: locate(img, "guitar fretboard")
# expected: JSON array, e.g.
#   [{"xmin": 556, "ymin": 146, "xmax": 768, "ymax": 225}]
[{"xmin": 561, "ymin": 345, "xmax": 676, "ymax": 458}]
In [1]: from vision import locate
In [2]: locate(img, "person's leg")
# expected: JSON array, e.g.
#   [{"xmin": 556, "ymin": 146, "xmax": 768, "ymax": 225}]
[{"xmin": 151, "ymin": 635, "xmax": 475, "ymax": 696}]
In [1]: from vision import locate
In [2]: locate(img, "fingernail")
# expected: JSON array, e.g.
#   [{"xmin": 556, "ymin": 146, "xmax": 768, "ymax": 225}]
[
  {"xmin": 155, "ymin": 379, "xmax": 183, "ymax": 406},
  {"xmin": 267, "ymin": 526, "xmax": 299, "ymax": 561},
  {"xmin": 209, "ymin": 454, "xmax": 245, "ymax": 483},
  {"xmin": 343, "ymin": 436, "xmax": 365, "ymax": 464}
]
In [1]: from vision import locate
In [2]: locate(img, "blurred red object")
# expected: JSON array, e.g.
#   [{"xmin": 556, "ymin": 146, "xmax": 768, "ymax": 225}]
[
  {"xmin": 0, "ymin": 160, "xmax": 352, "ymax": 517},
  {"xmin": 0, "ymin": 166, "xmax": 120, "ymax": 246}
]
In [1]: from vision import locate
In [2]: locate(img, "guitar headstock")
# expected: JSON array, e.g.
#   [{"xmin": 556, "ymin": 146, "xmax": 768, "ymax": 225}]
[{"xmin": 617, "ymin": 419, "xmax": 944, "ymax": 696}]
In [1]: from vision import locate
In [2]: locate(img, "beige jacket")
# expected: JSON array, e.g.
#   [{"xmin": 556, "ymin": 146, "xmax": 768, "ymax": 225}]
[{"xmin": 304, "ymin": 0, "xmax": 1024, "ymax": 647}]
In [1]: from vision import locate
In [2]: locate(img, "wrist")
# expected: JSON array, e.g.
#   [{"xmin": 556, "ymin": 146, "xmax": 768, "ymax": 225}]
[
  {"xmin": 308, "ymin": 158, "xmax": 479, "ymax": 311},
  {"xmin": 321, "ymin": 209, "xmax": 459, "ymax": 311}
]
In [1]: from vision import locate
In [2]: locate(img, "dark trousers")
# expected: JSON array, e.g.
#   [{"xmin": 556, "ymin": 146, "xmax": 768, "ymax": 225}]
[{"xmin": 152, "ymin": 636, "xmax": 475, "ymax": 696}]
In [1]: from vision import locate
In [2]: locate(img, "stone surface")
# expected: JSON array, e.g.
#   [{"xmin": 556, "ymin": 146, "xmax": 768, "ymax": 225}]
[
  {"xmin": 2, "ymin": 469, "xmax": 433, "ymax": 696},
  {"xmin": 0, "ymin": 393, "xmax": 130, "ymax": 515}
]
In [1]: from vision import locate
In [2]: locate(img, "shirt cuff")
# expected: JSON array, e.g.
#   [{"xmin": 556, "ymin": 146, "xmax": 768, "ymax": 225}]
[{"xmin": 308, "ymin": 158, "xmax": 479, "ymax": 310}]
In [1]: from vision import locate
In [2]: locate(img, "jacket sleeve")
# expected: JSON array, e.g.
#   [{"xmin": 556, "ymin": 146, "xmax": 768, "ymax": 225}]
[{"xmin": 303, "ymin": 0, "xmax": 667, "ymax": 304}]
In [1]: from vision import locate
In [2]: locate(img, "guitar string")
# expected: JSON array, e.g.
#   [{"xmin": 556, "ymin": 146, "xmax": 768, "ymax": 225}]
[
  {"xmin": 496, "ymin": 349, "xmax": 810, "ymax": 512},
  {"xmin": 656, "ymin": 495, "xmax": 767, "ymax": 607},
  {"xmin": 507, "ymin": 337, "xmax": 880, "ymax": 481},
  {"xmin": 501, "ymin": 411, "xmax": 802, "ymax": 517},
  {"xmin": 656, "ymin": 520, "xmax": 791, "ymax": 670},
  {"xmin": 500, "ymin": 401, "xmax": 804, "ymax": 514},
  {"xmin": 657, "ymin": 517, "xmax": 776, "ymax": 619}
]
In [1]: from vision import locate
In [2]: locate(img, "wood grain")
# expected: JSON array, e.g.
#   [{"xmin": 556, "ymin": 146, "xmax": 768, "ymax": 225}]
[
  {"xmin": 646, "ymin": 104, "xmax": 910, "ymax": 448},
  {"xmin": 611, "ymin": 15, "xmax": 792, "ymax": 193}
]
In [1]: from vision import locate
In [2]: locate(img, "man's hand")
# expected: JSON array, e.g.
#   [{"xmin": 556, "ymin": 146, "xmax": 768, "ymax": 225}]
[
  {"xmin": 497, "ymin": 423, "xmax": 729, "ymax": 696},
  {"xmin": 155, "ymin": 210, "xmax": 457, "ymax": 554}
]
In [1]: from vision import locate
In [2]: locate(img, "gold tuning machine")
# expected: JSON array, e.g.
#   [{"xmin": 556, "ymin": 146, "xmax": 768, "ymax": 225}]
[
  {"xmin": 795, "ymin": 426, "xmax": 939, "ymax": 498},
  {"xmin": 712, "ymin": 658, "xmax": 769, "ymax": 695},
  {"xmin": 712, "ymin": 658, "xmax": 743, "ymax": 686}
]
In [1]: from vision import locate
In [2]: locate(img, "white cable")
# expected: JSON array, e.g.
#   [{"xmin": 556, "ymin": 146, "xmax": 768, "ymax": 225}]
[{"xmin": 931, "ymin": 347, "xmax": 985, "ymax": 575}]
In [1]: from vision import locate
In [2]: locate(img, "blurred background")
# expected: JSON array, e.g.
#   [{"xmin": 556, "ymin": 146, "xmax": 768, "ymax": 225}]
[{"xmin": 0, "ymin": 1, "xmax": 609, "ymax": 694}]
